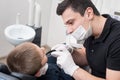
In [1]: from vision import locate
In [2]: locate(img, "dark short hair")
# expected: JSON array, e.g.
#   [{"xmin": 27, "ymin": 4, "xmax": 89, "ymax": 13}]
[
  {"xmin": 57, "ymin": 0, "xmax": 100, "ymax": 16},
  {"xmin": 7, "ymin": 42, "xmax": 42, "ymax": 75}
]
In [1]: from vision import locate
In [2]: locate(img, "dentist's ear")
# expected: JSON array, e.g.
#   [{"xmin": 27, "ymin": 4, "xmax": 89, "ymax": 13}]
[{"xmin": 85, "ymin": 7, "xmax": 94, "ymax": 20}]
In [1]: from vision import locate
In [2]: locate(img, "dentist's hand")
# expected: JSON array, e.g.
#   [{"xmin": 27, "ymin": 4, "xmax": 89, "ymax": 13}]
[
  {"xmin": 51, "ymin": 43, "xmax": 73, "ymax": 53},
  {"xmin": 66, "ymin": 35, "xmax": 84, "ymax": 49},
  {"xmin": 51, "ymin": 44, "xmax": 67, "ymax": 51},
  {"xmin": 51, "ymin": 48, "xmax": 79, "ymax": 76}
]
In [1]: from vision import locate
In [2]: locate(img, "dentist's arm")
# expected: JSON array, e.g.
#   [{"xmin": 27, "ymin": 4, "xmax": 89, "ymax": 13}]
[
  {"xmin": 51, "ymin": 50, "xmax": 104, "ymax": 80},
  {"xmin": 51, "ymin": 47, "xmax": 120, "ymax": 80},
  {"xmin": 51, "ymin": 44, "xmax": 88, "ymax": 66},
  {"xmin": 73, "ymin": 67, "xmax": 120, "ymax": 80},
  {"xmin": 72, "ymin": 47, "xmax": 88, "ymax": 67}
]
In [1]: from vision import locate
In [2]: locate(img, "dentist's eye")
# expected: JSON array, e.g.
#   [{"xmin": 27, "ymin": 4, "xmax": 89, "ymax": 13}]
[
  {"xmin": 66, "ymin": 19, "xmax": 74, "ymax": 26},
  {"xmin": 68, "ymin": 21, "xmax": 73, "ymax": 25}
]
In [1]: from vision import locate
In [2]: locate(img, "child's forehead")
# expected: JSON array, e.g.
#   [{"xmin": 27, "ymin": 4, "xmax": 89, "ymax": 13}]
[
  {"xmin": 34, "ymin": 46, "xmax": 45, "ymax": 54},
  {"xmin": 39, "ymin": 48, "xmax": 45, "ymax": 54},
  {"xmin": 21, "ymin": 42, "xmax": 46, "ymax": 55}
]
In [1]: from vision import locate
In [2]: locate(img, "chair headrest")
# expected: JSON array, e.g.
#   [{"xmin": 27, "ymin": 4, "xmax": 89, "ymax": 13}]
[
  {"xmin": 11, "ymin": 72, "xmax": 36, "ymax": 80},
  {"xmin": 0, "ymin": 63, "xmax": 36, "ymax": 80},
  {"xmin": 0, "ymin": 72, "xmax": 19, "ymax": 80},
  {"xmin": 0, "ymin": 63, "xmax": 11, "ymax": 74}
]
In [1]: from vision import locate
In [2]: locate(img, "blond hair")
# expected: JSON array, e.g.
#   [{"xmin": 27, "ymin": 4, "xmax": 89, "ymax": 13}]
[{"xmin": 7, "ymin": 42, "xmax": 43, "ymax": 75}]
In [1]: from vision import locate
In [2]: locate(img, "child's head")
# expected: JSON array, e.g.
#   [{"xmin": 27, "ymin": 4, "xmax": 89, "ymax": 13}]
[{"xmin": 7, "ymin": 42, "xmax": 47, "ymax": 76}]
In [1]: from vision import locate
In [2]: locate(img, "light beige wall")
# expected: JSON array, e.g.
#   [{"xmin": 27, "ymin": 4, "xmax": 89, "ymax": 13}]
[
  {"xmin": 47, "ymin": 0, "xmax": 66, "ymax": 47},
  {"xmin": 0, "ymin": 0, "xmax": 52, "ymax": 57},
  {"xmin": 37, "ymin": 0, "xmax": 52, "ymax": 46},
  {"xmin": 0, "ymin": 0, "xmax": 28, "ymax": 57},
  {"xmin": 92, "ymin": 0, "xmax": 120, "ymax": 15}
]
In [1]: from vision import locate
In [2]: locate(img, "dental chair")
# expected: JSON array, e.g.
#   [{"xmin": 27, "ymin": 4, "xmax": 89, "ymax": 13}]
[{"xmin": 0, "ymin": 63, "xmax": 36, "ymax": 80}]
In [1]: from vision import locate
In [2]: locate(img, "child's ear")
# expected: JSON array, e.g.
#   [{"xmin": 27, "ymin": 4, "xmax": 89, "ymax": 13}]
[
  {"xmin": 35, "ymin": 70, "xmax": 41, "ymax": 77},
  {"xmin": 41, "ymin": 47, "xmax": 46, "ymax": 53}
]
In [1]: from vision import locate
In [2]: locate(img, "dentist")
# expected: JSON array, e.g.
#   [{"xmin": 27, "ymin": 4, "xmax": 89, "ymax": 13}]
[{"xmin": 51, "ymin": 0, "xmax": 120, "ymax": 80}]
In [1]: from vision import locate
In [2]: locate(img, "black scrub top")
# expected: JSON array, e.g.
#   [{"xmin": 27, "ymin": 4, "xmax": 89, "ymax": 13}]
[{"xmin": 84, "ymin": 14, "xmax": 120, "ymax": 78}]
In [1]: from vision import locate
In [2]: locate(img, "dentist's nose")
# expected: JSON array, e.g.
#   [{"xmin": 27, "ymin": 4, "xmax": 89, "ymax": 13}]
[{"xmin": 66, "ymin": 27, "xmax": 73, "ymax": 34}]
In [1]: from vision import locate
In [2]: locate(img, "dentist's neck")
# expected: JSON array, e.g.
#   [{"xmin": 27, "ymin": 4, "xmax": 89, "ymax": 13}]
[{"xmin": 91, "ymin": 15, "xmax": 107, "ymax": 39}]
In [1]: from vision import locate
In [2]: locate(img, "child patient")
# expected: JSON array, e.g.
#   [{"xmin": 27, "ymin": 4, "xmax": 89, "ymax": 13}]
[{"xmin": 7, "ymin": 42, "xmax": 74, "ymax": 80}]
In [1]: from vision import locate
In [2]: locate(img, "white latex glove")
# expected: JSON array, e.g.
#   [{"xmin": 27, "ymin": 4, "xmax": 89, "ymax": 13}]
[
  {"xmin": 39, "ymin": 63, "xmax": 48, "ymax": 76},
  {"xmin": 51, "ymin": 49, "xmax": 79, "ymax": 76},
  {"xmin": 51, "ymin": 43, "xmax": 73, "ymax": 53},
  {"xmin": 66, "ymin": 34, "xmax": 84, "ymax": 49},
  {"xmin": 51, "ymin": 44, "xmax": 66, "ymax": 50}
]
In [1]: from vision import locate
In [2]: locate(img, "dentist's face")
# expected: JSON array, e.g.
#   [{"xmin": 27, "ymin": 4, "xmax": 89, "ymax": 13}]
[{"xmin": 62, "ymin": 7, "xmax": 89, "ymax": 34}]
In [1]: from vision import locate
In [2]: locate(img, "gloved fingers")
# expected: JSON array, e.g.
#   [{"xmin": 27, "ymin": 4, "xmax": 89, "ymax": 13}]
[
  {"xmin": 57, "ymin": 64, "xmax": 62, "ymax": 69},
  {"xmin": 51, "ymin": 51, "xmax": 63, "ymax": 57},
  {"xmin": 57, "ymin": 60, "xmax": 62, "ymax": 69},
  {"xmin": 51, "ymin": 44, "xmax": 65, "ymax": 50},
  {"xmin": 70, "ymin": 43, "xmax": 83, "ymax": 49},
  {"xmin": 66, "ymin": 34, "xmax": 77, "ymax": 45},
  {"xmin": 57, "ymin": 57, "xmax": 64, "ymax": 69},
  {"xmin": 52, "ymin": 44, "xmax": 70, "ymax": 52}
]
